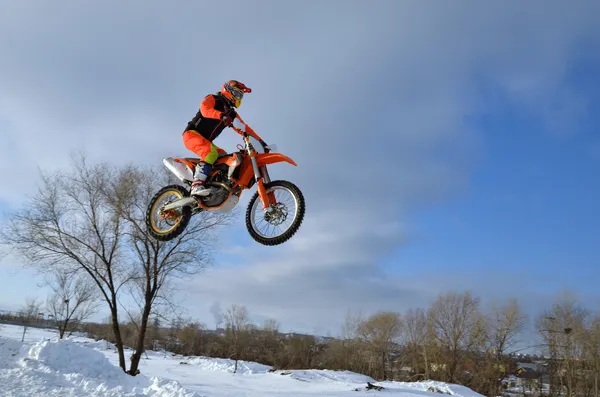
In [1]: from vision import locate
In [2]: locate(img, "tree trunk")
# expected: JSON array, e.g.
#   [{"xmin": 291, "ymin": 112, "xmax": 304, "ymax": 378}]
[
  {"xmin": 423, "ymin": 346, "xmax": 430, "ymax": 379},
  {"xmin": 449, "ymin": 353, "xmax": 458, "ymax": 383},
  {"xmin": 110, "ymin": 305, "xmax": 127, "ymax": 371},
  {"xmin": 59, "ymin": 319, "xmax": 69, "ymax": 339},
  {"xmin": 128, "ymin": 294, "xmax": 153, "ymax": 376},
  {"xmin": 381, "ymin": 350, "xmax": 387, "ymax": 380},
  {"xmin": 233, "ymin": 339, "xmax": 239, "ymax": 373}
]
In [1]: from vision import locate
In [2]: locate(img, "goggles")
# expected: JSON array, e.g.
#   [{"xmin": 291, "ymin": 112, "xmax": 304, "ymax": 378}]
[{"xmin": 229, "ymin": 86, "xmax": 245, "ymax": 100}]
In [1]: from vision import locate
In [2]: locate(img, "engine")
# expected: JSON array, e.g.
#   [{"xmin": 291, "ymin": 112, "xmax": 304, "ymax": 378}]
[
  {"xmin": 200, "ymin": 170, "xmax": 240, "ymax": 212},
  {"xmin": 202, "ymin": 187, "xmax": 229, "ymax": 207}
]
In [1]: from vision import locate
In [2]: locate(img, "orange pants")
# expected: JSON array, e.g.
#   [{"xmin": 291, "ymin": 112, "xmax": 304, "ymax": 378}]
[{"xmin": 182, "ymin": 130, "xmax": 226, "ymax": 165}]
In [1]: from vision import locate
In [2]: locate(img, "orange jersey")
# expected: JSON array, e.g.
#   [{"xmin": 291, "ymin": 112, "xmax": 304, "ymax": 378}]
[
  {"xmin": 184, "ymin": 93, "xmax": 263, "ymax": 143},
  {"xmin": 185, "ymin": 94, "xmax": 229, "ymax": 141}
]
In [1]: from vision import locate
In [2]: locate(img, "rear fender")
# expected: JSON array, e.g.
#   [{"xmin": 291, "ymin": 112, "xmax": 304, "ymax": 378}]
[{"xmin": 163, "ymin": 158, "xmax": 194, "ymax": 182}]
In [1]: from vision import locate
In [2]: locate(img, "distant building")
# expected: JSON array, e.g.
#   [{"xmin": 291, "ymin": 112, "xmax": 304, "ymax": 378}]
[{"xmin": 516, "ymin": 362, "xmax": 540, "ymax": 372}]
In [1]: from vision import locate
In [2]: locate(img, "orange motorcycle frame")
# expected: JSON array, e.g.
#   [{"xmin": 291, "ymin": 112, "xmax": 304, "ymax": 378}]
[
  {"xmin": 236, "ymin": 151, "xmax": 297, "ymax": 208},
  {"xmin": 172, "ymin": 147, "xmax": 296, "ymax": 211}
]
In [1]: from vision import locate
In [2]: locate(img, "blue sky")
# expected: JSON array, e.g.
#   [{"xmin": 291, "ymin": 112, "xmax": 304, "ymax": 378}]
[
  {"xmin": 385, "ymin": 66, "xmax": 600, "ymax": 312},
  {"xmin": 1, "ymin": 1, "xmax": 599, "ymax": 340}
]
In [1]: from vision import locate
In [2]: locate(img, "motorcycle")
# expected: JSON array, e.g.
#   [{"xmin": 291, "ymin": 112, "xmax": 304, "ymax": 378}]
[{"xmin": 145, "ymin": 125, "xmax": 305, "ymax": 246}]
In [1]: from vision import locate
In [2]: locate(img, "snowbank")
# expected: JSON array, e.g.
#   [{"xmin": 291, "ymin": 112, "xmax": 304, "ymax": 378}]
[
  {"xmin": 270, "ymin": 368, "xmax": 484, "ymax": 397},
  {"xmin": 1, "ymin": 338, "xmax": 201, "ymax": 397},
  {"xmin": 380, "ymin": 380, "xmax": 485, "ymax": 397},
  {"xmin": 180, "ymin": 355, "xmax": 272, "ymax": 374},
  {"xmin": 273, "ymin": 368, "xmax": 375, "ymax": 384},
  {"xmin": 0, "ymin": 336, "xmax": 27, "ymax": 369},
  {"xmin": 75, "ymin": 338, "xmax": 116, "ymax": 351}
]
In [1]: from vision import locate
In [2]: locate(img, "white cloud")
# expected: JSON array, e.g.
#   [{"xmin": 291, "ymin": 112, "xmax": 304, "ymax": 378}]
[{"xmin": 1, "ymin": 0, "xmax": 599, "ymax": 333}]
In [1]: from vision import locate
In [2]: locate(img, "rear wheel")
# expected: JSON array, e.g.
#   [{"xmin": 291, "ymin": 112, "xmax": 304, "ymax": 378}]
[
  {"xmin": 245, "ymin": 180, "xmax": 305, "ymax": 246},
  {"xmin": 146, "ymin": 184, "xmax": 192, "ymax": 241}
]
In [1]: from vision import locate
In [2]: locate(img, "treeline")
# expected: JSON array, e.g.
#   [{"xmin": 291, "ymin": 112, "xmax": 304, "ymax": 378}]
[{"xmin": 76, "ymin": 291, "xmax": 599, "ymax": 397}]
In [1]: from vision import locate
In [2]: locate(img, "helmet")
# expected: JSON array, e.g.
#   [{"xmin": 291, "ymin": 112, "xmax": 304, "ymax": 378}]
[{"xmin": 221, "ymin": 80, "xmax": 251, "ymax": 108}]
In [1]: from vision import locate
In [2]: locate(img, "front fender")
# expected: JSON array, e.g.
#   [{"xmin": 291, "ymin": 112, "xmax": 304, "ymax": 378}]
[{"xmin": 256, "ymin": 153, "xmax": 297, "ymax": 167}]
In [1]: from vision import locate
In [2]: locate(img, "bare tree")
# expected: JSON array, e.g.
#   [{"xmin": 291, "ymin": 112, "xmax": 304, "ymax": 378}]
[
  {"xmin": 45, "ymin": 270, "xmax": 99, "ymax": 338},
  {"xmin": 582, "ymin": 315, "xmax": 600, "ymax": 397},
  {"xmin": 428, "ymin": 290, "xmax": 482, "ymax": 383},
  {"xmin": 340, "ymin": 309, "xmax": 363, "ymax": 340},
  {"xmin": 3, "ymin": 158, "xmax": 131, "ymax": 370},
  {"xmin": 263, "ymin": 318, "xmax": 280, "ymax": 333},
  {"xmin": 403, "ymin": 307, "xmax": 431, "ymax": 379},
  {"xmin": 480, "ymin": 298, "xmax": 527, "ymax": 396},
  {"xmin": 177, "ymin": 321, "xmax": 206, "ymax": 356},
  {"xmin": 357, "ymin": 311, "xmax": 402, "ymax": 380},
  {"xmin": 258, "ymin": 318, "xmax": 280, "ymax": 365},
  {"xmin": 110, "ymin": 164, "xmax": 232, "ymax": 375},
  {"xmin": 487, "ymin": 298, "xmax": 527, "ymax": 361},
  {"xmin": 224, "ymin": 304, "xmax": 251, "ymax": 373},
  {"xmin": 322, "ymin": 310, "xmax": 366, "ymax": 375},
  {"xmin": 2, "ymin": 155, "xmax": 232, "ymax": 375},
  {"xmin": 19, "ymin": 298, "xmax": 42, "ymax": 342},
  {"xmin": 537, "ymin": 292, "xmax": 589, "ymax": 397}
]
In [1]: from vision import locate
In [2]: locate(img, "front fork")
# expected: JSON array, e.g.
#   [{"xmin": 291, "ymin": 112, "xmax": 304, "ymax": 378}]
[{"xmin": 246, "ymin": 136, "xmax": 276, "ymax": 210}]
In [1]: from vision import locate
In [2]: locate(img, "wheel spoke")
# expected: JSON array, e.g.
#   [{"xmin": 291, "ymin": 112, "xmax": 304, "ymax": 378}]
[
  {"xmin": 145, "ymin": 185, "xmax": 193, "ymax": 242},
  {"xmin": 150, "ymin": 191, "xmax": 184, "ymax": 234},
  {"xmin": 249, "ymin": 185, "xmax": 299, "ymax": 239}
]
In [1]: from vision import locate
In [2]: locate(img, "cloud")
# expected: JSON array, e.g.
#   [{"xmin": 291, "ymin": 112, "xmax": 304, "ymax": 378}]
[
  {"xmin": 1, "ymin": 0, "xmax": 599, "ymax": 333},
  {"xmin": 177, "ymin": 1, "xmax": 600, "ymax": 333},
  {"xmin": 180, "ymin": 213, "xmax": 425, "ymax": 335}
]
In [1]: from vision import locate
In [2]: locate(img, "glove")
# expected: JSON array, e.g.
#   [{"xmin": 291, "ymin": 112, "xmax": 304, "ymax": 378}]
[{"xmin": 221, "ymin": 108, "xmax": 237, "ymax": 126}]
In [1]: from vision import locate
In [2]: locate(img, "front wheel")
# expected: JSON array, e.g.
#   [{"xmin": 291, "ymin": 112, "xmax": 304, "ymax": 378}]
[
  {"xmin": 245, "ymin": 180, "xmax": 305, "ymax": 246},
  {"xmin": 146, "ymin": 184, "xmax": 192, "ymax": 241}
]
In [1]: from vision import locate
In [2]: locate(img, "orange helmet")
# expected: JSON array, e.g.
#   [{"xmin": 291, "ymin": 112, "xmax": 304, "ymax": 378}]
[{"xmin": 221, "ymin": 80, "xmax": 251, "ymax": 108}]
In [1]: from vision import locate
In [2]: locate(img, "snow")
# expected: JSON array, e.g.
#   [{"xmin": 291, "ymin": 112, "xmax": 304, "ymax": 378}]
[
  {"xmin": 271, "ymin": 368, "xmax": 375, "ymax": 384},
  {"xmin": 179, "ymin": 356, "xmax": 272, "ymax": 374},
  {"xmin": 0, "ymin": 333, "xmax": 199, "ymax": 397},
  {"xmin": 0, "ymin": 323, "xmax": 486, "ymax": 397}
]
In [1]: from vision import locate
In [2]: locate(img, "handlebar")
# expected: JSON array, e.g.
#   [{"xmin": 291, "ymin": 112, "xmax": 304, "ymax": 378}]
[{"xmin": 231, "ymin": 126, "xmax": 270, "ymax": 153}]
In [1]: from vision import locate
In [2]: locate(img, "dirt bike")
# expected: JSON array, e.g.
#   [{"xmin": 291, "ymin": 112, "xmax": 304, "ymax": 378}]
[{"xmin": 145, "ymin": 125, "xmax": 305, "ymax": 246}]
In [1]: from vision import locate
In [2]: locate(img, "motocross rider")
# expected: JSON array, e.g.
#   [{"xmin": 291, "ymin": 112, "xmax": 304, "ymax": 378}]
[{"xmin": 183, "ymin": 80, "xmax": 267, "ymax": 197}]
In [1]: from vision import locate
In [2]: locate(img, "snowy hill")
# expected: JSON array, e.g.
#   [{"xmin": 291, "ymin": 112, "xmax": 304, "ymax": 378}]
[{"xmin": 0, "ymin": 323, "xmax": 485, "ymax": 397}]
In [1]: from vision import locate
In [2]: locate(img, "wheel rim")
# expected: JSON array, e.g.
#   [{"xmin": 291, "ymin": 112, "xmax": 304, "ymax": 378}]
[
  {"xmin": 249, "ymin": 186, "xmax": 299, "ymax": 239},
  {"xmin": 150, "ymin": 190, "xmax": 186, "ymax": 235}
]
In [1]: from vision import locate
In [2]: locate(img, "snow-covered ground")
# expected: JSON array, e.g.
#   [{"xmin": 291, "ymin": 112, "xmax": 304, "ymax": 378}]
[{"xmin": 0, "ymin": 323, "xmax": 485, "ymax": 397}]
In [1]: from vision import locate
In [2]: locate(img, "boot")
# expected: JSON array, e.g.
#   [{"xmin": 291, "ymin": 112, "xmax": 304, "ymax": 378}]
[{"xmin": 191, "ymin": 162, "xmax": 212, "ymax": 197}]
